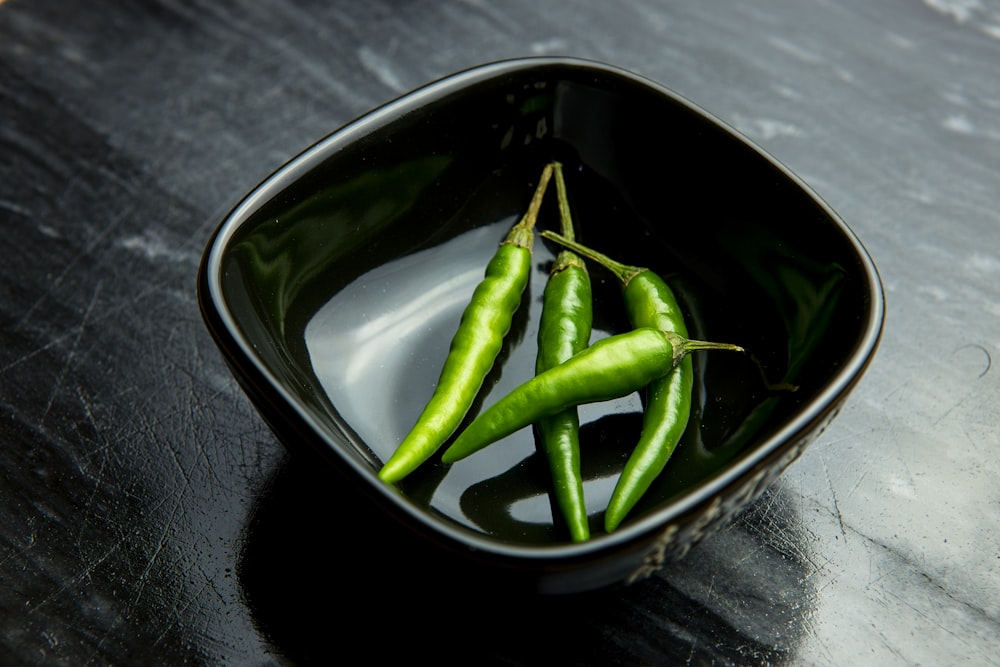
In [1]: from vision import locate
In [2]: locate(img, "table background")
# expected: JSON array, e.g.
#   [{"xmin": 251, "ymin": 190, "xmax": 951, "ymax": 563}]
[{"xmin": 2, "ymin": 1, "xmax": 998, "ymax": 665}]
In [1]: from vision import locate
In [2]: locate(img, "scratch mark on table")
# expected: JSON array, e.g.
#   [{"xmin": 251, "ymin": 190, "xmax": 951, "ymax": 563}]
[
  {"xmin": 931, "ymin": 343, "xmax": 994, "ymax": 428},
  {"xmin": 27, "ymin": 539, "xmax": 122, "ymax": 614},
  {"xmin": 40, "ymin": 281, "xmax": 103, "ymax": 428},
  {"xmin": 13, "ymin": 195, "xmax": 132, "ymax": 331},
  {"xmin": 128, "ymin": 510, "xmax": 173, "ymax": 610},
  {"xmin": 845, "ymin": 469, "xmax": 869, "ymax": 499},
  {"xmin": 880, "ymin": 571, "xmax": 996, "ymax": 664},
  {"xmin": 821, "ymin": 453, "xmax": 849, "ymax": 543},
  {"xmin": 78, "ymin": 385, "xmax": 114, "ymax": 537},
  {"xmin": 954, "ymin": 342, "xmax": 991, "ymax": 378}
]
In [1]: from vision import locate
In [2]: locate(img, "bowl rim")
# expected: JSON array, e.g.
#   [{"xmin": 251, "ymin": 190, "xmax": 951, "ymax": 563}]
[{"xmin": 197, "ymin": 55, "xmax": 886, "ymax": 562}]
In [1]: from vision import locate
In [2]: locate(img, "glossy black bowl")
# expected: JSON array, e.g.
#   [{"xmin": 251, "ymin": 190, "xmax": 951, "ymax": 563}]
[{"xmin": 197, "ymin": 57, "xmax": 884, "ymax": 595}]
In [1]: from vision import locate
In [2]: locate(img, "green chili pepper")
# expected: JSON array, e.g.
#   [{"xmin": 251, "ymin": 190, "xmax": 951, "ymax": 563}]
[
  {"xmin": 540, "ymin": 230, "xmax": 701, "ymax": 532},
  {"xmin": 378, "ymin": 163, "xmax": 555, "ymax": 484},
  {"xmin": 534, "ymin": 163, "xmax": 593, "ymax": 542},
  {"xmin": 441, "ymin": 328, "xmax": 742, "ymax": 463}
]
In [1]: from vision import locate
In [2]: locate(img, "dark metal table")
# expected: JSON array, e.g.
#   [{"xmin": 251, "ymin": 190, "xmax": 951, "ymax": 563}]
[{"xmin": 3, "ymin": 1, "xmax": 998, "ymax": 664}]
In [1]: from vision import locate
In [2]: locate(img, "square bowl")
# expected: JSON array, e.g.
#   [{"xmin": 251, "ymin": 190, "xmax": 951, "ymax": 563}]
[{"xmin": 197, "ymin": 56, "xmax": 884, "ymax": 595}]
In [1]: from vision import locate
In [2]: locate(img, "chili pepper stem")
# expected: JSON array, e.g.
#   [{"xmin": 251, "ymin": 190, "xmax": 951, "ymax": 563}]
[
  {"xmin": 504, "ymin": 162, "xmax": 554, "ymax": 249},
  {"xmin": 540, "ymin": 230, "xmax": 644, "ymax": 285},
  {"xmin": 548, "ymin": 163, "xmax": 588, "ymax": 275},
  {"xmin": 554, "ymin": 162, "xmax": 573, "ymax": 241},
  {"xmin": 669, "ymin": 332, "xmax": 743, "ymax": 355},
  {"xmin": 662, "ymin": 330, "xmax": 743, "ymax": 366}
]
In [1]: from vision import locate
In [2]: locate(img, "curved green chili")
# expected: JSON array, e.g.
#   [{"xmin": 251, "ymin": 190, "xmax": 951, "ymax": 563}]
[
  {"xmin": 441, "ymin": 328, "xmax": 742, "ymax": 463},
  {"xmin": 534, "ymin": 162, "xmax": 593, "ymax": 542},
  {"xmin": 378, "ymin": 163, "xmax": 555, "ymax": 484},
  {"xmin": 540, "ymin": 230, "xmax": 694, "ymax": 532}
]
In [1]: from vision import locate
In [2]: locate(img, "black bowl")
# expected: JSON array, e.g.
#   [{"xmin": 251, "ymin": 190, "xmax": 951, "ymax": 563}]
[{"xmin": 197, "ymin": 56, "xmax": 884, "ymax": 595}]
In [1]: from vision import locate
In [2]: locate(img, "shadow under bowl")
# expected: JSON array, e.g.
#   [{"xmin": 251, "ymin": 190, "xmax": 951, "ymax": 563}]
[{"xmin": 197, "ymin": 56, "xmax": 884, "ymax": 595}]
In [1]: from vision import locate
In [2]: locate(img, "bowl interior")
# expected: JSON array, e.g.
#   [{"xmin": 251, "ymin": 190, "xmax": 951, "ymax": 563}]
[{"xmin": 205, "ymin": 59, "xmax": 881, "ymax": 548}]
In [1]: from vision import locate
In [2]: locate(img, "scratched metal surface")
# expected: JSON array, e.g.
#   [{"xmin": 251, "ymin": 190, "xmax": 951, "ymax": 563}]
[{"xmin": 1, "ymin": 0, "xmax": 998, "ymax": 664}]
